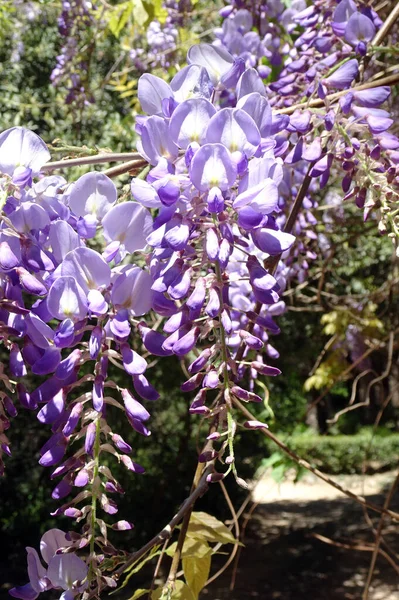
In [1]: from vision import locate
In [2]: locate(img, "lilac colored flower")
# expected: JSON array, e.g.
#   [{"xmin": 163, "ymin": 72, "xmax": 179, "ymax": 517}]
[
  {"xmin": 68, "ymin": 172, "xmax": 116, "ymax": 220},
  {"xmin": 323, "ymin": 59, "xmax": 359, "ymax": 90},
  {"xmin": 102, "ymin": 202, "xmax": 153, "ymax": 255},
  {"xmin": 0, "ymin": 127, "xmax": 50, "ymax": 180},
  {"xmin": 111, "ymin": 267, "xmax": 152, "ymax": 316},
  {"xmin": 170, "ymin": 64, "xmax": 213, "ymax": 102},
  {"xmin": 206, "ymin": 108, "xmax": 260, "ymax": 157},
  {"xmin": 138, "ymin": 116, "xmax": 178, "ymax": 165},
  {"xmin": 344, "ymin": 12, "xmax": 375, "ymax": 47},
  {"xmin": 138, "ymin": 73, "xmax": 174, "ymax": 115},
  {"xmin": 47, "ymin": 276, "xmax": 87, "ymax": 321},
  {"xmin": 190, "ymin": 143, "xmax": 237, "ymax": 191},
  {"xmin": 169, "ymin": 98, "xmax": 216, "ymax": 148},
  {"xmin": 61, "ymin": 247, "xmax": 110, "ymax": 294},
  {"xmin": 187, "ymin": 43, "xmax": 234, "ymax": 86}
]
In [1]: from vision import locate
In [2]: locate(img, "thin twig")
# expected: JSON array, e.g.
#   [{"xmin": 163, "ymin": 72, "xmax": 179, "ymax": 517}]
[
  {"xmin": 363, "ymin": 471, "xmax": 399, "ymax": 599},
  {"xmin": 232, "ymin": 397, "xmax": 399, "ymax": 522},
  {"xmin": 87, "ymin": 464, "xmax": 213, "ymax": 598},
  {"xmin": 203, "ymin": 481, "xmax": 240, "ymax": 588},
  {"xmin": 312, "ymin": 533, "xmax": 399, "ymax": 575},
  {"xmin": 102, "ymin": 159, "xmax": 148, "ymax": 178}
]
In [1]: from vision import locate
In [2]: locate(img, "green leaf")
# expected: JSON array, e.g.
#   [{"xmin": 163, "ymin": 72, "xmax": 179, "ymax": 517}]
[
  {"xmin": 117, "ymin": 545, "xmax": 161, "ymax": 591},
  {"xmin": 187, "ymin": 512, "xmax": 236, "ymax": 545},
  {"xmin": 183, "ymin": 552, "xmax": 211, "ymax": 599},
  {"xmin": 152, "ymin": 581, "xmax": 195, "ymax": 600},
  {"xmin": 128, "ymin": 590, "xmax": 151, "ymax": 600},
  {"xmin": 132, "ymin": 0, "xmax": 149, "ymax": 27},
  {"xmin": 107, "ymin": 1, "xmax": 133, "ymax": 37},
  {"xmin": 166, "ymin": 538, "xmax": 211, "ymax": 559}
]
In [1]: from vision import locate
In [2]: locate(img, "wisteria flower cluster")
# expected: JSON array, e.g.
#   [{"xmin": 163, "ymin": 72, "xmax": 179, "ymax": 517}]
[{"xmin": 2, "ymin": 0, "xmax": 399, "ymax": 597}]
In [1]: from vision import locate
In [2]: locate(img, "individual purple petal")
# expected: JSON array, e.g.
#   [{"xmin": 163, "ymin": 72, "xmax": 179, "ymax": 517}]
[
  {"xmin": 332, "ymin": 0, "xmax": 357, "ymax": 36},
  {"xmin": 170, "ymin": 64, "xmax": 213, "ymax": 102},
  {"xmin": 172, "ymin": 327, "xmax": 200, "ymax": 356},
  {"xmin": 52, "ymin": 479, "xmax": 72, "ymax": 500},
  {"xmin": 54, "ymin": 319, "xmax": 75, "ymax": 348},
  {"xmin": 206, "ymin": 228, "xmax": 219, "ymax": 261},
  {"xmin": 112, "ymin": 434, "xmax": 132, "ymax": 454},
  {"xmin": 191, "ymin": 143, "xmax": 236, "ymax": 191},
  {"xmin": 40, "ymin": 529, "xmax": 71, "ymax": 564},
  {"xmin": 122, "ymin": 389, "xmax": 150, "ymax": 422},
  {"xmin": 353, "ymin": 86, "xmax": 390, "ymax": 107},
  {"xmin": 138, "ymin": 73, "xmax": 174, "ymax": 115},
  {"xmin": 0, "ymin": 127, "xmax": 50, "ymax": 177},
  {"xmin": 131, "ymin": 178, "xmax": 162, "ymax": 208},
  {"xmin": 39, "ymin": 443, "xmax": 67, "ymax": 467},
  {"xmin": 120, "ymin": 343, "xmax": 147, "ymax": 376},
  {"xmin": 16, "ymin": 268, "xmax": 47, "ymax": 296},
  {"xmin": 344, "ymin": 12, "xmax": 375, "ymax": 46},
  {"xmin": 10, "ymin": 343, "xmax": 27, "ymax": 377},
  {"xmin": 188, "ymin": 348, "xmax": 212, "ymax": 374},
  {"xmin": 49, "ymin": 221, "xmax": 80, "ymax": 264},
  {"xmin": 251, "ymin": 361, "xmax": 282, "ymax": 376},
  {"xmin": 93, "ymin": 376, "xmax": 104, "ymax": 412},
  {"xmin": 233, "ymin": 178, "xmax": 278, "ymax": 214},
  {"xmin": 10, "ymin": 203, "xmax": 50, "ymax": 234},
  {"xmin": 111, "ymin": 267, "xmax": 152, "ymax": 315},
  {"xmin": 169, "ymin": 98, "xmax": 216, "ymax": 148},
  {"xmin": 62, "ymin": 403, "xmax": 83, "ymax": 436},
  {"xmin": 55, "ymin": 349, "xmax": 81, "ymax": 380},
  {"xmin": 236, "ymin": 68, "xmax": 266, "ymax": 99},
  {"xmin": 68, "ymin": 172, "xmax": 116, "ymax": 220},
  {"xmin": 206, "ymin": 108, "xmax": 260, "ymax": 157},
  {"xmin": 236, "ymin": 92, "xmax": 272, "ymax": 138},
  {"xmin": 132, "ymin": 374, "xmax": 159, "ymax": 401},
  {"xmin": 61, "ymin": 247, "xmax": 110, "ymax": 294},
  {"xmin": 47, "ymin": 276, "xmax": 87, "ymax": 321},
  {"xmin": 85, "ymin": 422, "xmax": 96, "ymax": 456},
  {"xmin": 87, "ymin": 289, "xmax": 108, "ymax": 316},
  {"xmin": 164, "ymin": 219, "xmax": 190, "ymax": 251},
  {"xmin": 17, "ymin": 383, "xmax": 37, "ymax": 410},
  {"xmin": 323, "ymin": 59, "xmax": 359, "ymax": 89},
  {"xmin": 31, "ymin": 347, "xmax": 61, "ymax": 375},
  {"xmin": 186, "ymin": 277, "xmax": 206, "ymax": 311},
  {"xmin": 89, "ymin": 325, "xmax": 103, "ymax": 359},
  {"xmin": 251, "ymin": 227, "xmax": 296, "ymax": 255},
  {"xmin": 205, "ymin": 288, "xmax": 221, "ymax": 317},
  {"xmin": 76, "ymin": 214, "xmax": 97, "ymax": 239},
  {"xmin": 138, "ymin": 323, "xmax": 173, "ymax": 356},
  {"xmin": 26, "ymin": 547, "xmax": 47, "ymax": 593},
  {"xmin": 102, "ymin": 202, "xmax": 153, "ymax": 254},
  {"xmin": 302, "ymin": 137, "xmax": 322, "ymax": 161},
  {"xmin": 139, "ymin": 116, "xmax": 178, "ymax": 165},
  {"xmin": 46, "ymin": 554, "xmax": 88, "ymax": 590},
  {"xmin": 37, "ymin": 390, "xmax": 65, "ymax": 424},
  {"xmin": 207, "ymin": 186, "xmax": 224, "ymax": 213},
  {"xmin": 187, "ymin": 43, "xmax": 234, "ymax": 86},
  {"xmin": 0, "ymin": 241, "xmax": 20, "ymax": 270},
  {"xmin": 109, "ymin": 313, "xmax": 131, "ymax": 340}
]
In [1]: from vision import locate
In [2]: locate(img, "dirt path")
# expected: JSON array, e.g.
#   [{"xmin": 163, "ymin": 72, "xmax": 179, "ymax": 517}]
[{"xmin": 203, "ymin": 471, "xmax": 399, "ymax": 600}]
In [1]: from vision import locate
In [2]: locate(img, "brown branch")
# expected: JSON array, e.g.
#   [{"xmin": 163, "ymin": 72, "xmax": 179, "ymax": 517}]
[
  {"xmin": 86, "ymin": 464, "xmax": 213, "ymax": 599},
  {"xmin": 371, "ymin": 1, "xmax": 399, "ymax": 46},
  {"xmin": 102, "ymin": 159, "xmax": 148, "ymax": 178},
  {"xmin": 41, "ymin": 152, "xmax": 144, "ymax": 171},
  {"xmin": 232, "ymin": 397, "xmax": 399, "ymax": 522},
  {"xmin": 363, "ymin": 471, "xmax": 399, "ymax": 599},
  {"xmin": 278, "ymin": 72, "xmax": 399, "ymax": 116},
  {"xmin": 312, "ymin": 533, "xmax": 399, "ymax": 575}
]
